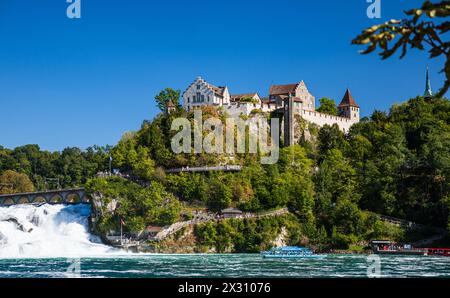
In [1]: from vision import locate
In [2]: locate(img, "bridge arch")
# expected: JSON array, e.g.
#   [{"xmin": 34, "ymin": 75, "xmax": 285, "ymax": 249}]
[
  {"xmin": 49, "ymin": 194, "xmax": 63, "ymax": 204},
  {"xmin": 3, "ymin": 198, "xmax": 14, "ymax": 206},
  {"xmin": 65, "ymin": 193, "xmax": 81, "ymax": 204},
  {"xmin": 17, "ymin": 197, "xmax": 30, "ymax": 204},
  {"xmin": 32, "ymin": 196, "xmax": 47, "ymax": 204},
  {"xmin": 81, "ymin": 194, "xmax": 90, "ymax": 203}
]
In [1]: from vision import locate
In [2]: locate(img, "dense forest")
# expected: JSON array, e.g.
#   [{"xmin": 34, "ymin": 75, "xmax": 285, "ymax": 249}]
[{"xmin": 1, "ymin": 95, "xmax": 449, "ymax": 250}]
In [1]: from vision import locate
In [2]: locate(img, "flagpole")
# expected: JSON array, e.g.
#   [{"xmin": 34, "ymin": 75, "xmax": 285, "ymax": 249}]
[{"xmin": 120, "ymin": 218, "xmax": 123, "ymax": 246}]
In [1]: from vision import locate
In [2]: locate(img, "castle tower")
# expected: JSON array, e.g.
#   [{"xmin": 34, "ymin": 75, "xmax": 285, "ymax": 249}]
[
  {"xmin": 166, "ymin": 100, "xmax": 176, "ymax": 114},
  {"xmin": 424, "ymin": 67, "xmax": 433, "ymax": 97},
  {"xmin": 338, "ymin": 89, "xmax": 360, "ymax": 122}
]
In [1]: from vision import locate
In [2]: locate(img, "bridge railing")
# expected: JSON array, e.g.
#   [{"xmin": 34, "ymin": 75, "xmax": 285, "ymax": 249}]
[{"xmin": 165, "ymin": 165, "xmax": 242, "ymax": 173}]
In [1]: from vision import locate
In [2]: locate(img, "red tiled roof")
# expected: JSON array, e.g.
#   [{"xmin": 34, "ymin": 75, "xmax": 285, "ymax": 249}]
[
  {"xmin": 338, "ymin": 89, "xmax": 359, "ymax": 108},
  {"xmin": 146, "ymin": 226, "xmax": 163, "ymax": 232},
  {"xmin": 269, "ymin": 83, "xmax": 299, "ymax": 96}
]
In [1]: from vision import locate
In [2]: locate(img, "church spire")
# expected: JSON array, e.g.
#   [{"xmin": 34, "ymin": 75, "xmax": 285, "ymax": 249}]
[{"xmin": 424, "ymin": 67, "xmax": 433, "ymax": 97}]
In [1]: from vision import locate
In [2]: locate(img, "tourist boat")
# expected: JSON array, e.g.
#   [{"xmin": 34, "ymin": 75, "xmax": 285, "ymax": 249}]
[
  {"xmin": 261, "ymin": 246, "xmax": 326, "ymax": 259},
  {"xmin": 425, "ymin": 248, "xmax": 450, "ymax": 257},
  {"xmin": 370, "ymin": 240, "xmax": 427, "ymax": 256}
]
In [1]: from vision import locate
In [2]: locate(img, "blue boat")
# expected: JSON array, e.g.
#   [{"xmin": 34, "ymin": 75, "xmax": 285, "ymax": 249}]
[{"xmin": 261, "ymin": 246, "xmax": 326, "ymax": 259}]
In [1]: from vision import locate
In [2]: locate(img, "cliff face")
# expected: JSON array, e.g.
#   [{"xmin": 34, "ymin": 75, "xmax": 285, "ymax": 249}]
[
  {"xmin": 145, "ymin": 222, "xmax": 292, "ymax": 254},
  {"xmin": 152, "ymin": 226, "xmax": 204, "ymax": 253}
]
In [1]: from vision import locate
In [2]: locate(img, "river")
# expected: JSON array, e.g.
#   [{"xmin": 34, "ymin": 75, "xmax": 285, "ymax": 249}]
[
  {"xmin": 1, "ymin": 254, "xmax": 450, "ymax": 278},
  {"xmin": 1, "ymin": 204, "xmax": 449, "ymax": 278}
]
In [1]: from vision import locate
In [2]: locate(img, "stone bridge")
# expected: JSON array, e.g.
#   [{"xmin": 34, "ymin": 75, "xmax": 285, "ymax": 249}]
[{"xmin": 0, "ymin": 188, "xmax": 90, "ymax": 206}]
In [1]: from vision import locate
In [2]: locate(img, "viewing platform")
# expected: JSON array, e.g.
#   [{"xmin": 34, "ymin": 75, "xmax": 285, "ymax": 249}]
[{"xmin": 165, "ymin": 165, "xmax": 242, "ymax": 173}]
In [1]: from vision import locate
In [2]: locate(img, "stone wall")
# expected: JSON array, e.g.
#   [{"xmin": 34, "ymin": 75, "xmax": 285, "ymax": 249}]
[{"xmin": 299, "ymin": 109, "xmax": 357, "ymax": 133}]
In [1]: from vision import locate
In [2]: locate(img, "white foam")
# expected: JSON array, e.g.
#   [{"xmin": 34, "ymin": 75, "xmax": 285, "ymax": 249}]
[{"xmin": 0, "ymin": 204, "xmax": 121, "ymax": 258}]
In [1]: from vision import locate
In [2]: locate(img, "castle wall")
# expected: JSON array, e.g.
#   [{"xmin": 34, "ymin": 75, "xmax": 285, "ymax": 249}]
[
  {"xmin": 224, "ymin": 102, "xmax": 261, "ymax": 117},
  {"xmin": 299, "ymin": 109, "xmax": 357, "ymax": 133}
]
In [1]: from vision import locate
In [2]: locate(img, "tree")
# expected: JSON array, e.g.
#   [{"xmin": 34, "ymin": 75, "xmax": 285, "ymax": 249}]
[
  {"xmin": 316, "ymin": 97, "xmax": 338, "ymax": 115},
  {"xmin": 317, "ymin": 124, "xmax": 346, "ymax": 158},
  {"xmin": 155, "ymin": 88, "xmax": 181, "ymax": 112},
  {"xmin": 315, "ymin": 148, "xmax": 359, "ymax": 206},
  {"xmin": 0, "ymin": 170, "xmax": 35, "ymax": 194},
  {"xmin": 208, "ymin": 178, "xmax": 232, "ymax": 211},
  {"xmin": 352, "ymin": 0, "xmax": 450, "ymax": 96}
]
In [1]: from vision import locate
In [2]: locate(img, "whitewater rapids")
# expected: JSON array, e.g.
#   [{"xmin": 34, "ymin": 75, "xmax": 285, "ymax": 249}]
[{"xmin": 0, "ymin": 204, "xmax": 120, "ymax": 258}]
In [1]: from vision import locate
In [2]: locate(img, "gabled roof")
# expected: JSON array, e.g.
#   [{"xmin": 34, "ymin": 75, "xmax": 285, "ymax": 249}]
[
  {"xmin": 261, "ymin": 97, "xmax": 272, "ymax": 104},
  {"xmin": 338, "ymin": 89, "xmax": 359, "ymax": 108},
  {"xmin": 269, "ymin": 83, "xmax": 299, "ymax": 96},
  {"xmin": 167, "ymin": 100, "xmax": 175, "ymax": 107},
  {"xmin": 146, "ymin": 226, "xmax": 163, "ymax": 232},
  {"xmin": 221, "ymin": 208, "xmax": 243, "ymax": 214},
  {"xmin": 182, "ymin": 76, "xmax": 227, "ymax": 98},
  {"xmin": 208, "ymin": 83, "xmax": 226, "ymax": 97}
]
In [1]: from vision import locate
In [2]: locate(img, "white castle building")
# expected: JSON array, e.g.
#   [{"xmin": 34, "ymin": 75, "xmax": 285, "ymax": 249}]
[{"xmin": 182, "ymin": 76, "xmax": 360, "ymax": 133}]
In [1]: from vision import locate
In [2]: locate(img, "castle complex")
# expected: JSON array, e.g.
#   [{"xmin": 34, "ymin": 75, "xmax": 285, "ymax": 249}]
[{"xmin": 182, "ymin": 76, "xmax": 360, "ymax": 135}]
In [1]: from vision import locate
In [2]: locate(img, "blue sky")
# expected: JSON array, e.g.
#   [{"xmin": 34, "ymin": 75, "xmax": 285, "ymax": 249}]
[{"xmin": 0, "ymin": 0, "xmax": 446, "ymax": 151}]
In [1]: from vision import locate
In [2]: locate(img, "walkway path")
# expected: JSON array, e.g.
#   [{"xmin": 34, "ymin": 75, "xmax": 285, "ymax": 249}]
[
  {"xmin": 367, "ymin": 211, "xmax": 448, "ymax": 247},
  {"xmin": 165, "ymin": 165, "xmax": 242, "ymax": 174},
  {"xmin": 152, "ymin": 207, "xmax": 289, "ymax": 241}
]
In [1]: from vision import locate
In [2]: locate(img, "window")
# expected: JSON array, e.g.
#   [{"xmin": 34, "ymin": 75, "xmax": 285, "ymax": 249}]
[
  {"xmin": 197, "ymin": 92, "xmax": 201, "ymax": 102},
  {"xmin": 193, "ymin": 95, "xmax": 196, "ymax": 102},
  {"xmin": 187, "ymin": 97, "xmax": 190, "ymax": 103},
  {"xmin": 197, "ymin": 84, "xmax": 200, "ymax": 90},
  {"xmin": 201, "ymin": 95, "xmax": 205, "ymax": 101}
]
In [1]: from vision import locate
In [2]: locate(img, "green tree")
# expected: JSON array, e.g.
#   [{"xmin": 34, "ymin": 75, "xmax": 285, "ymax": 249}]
[
  {"xmin": 0, "ymin": 170, "xmax": 35, "ymax": 194},
  {"xmin": 352, "ymin": 0, "xmax": 449, "ymax": 96},
  {"xmin": 316, "ymin": 97, "xmax": 338, "ymax": 115},
  {"xmin": 208, "ymin": 178, "xmax": 232, "ymax": 211},
  {"xmin": 155, "ymin": 88, "xmax": 181, "ymax": 112},
  {"xmin": 317, "ymin": 124, "xmax": 346, "ymax": 158}
]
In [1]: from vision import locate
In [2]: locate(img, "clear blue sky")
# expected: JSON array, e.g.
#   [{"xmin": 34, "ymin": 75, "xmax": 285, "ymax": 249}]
[{"xmin": 0, "ymin": 0, "xmax": 446, "ymax": 151}]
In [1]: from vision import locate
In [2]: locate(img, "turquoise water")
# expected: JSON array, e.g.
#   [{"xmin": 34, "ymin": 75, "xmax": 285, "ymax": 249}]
[{"xmin": 1, "ymin": 254, "xmax": 450, "ymax": 278}]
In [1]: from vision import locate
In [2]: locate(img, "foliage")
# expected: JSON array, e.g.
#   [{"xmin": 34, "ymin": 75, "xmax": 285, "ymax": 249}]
[
  {"xmin": 352, "ymin": 0, "xmax": 450, "ymax": 96},
  {"xmin": 154, "ymin": 88, "xmax": 181, "ymax": 112},
  {"xmin": 0, "ymin": 144, "xmax": 111, "ymax": 190},
  {"xmin": 194, "ymin": 215, "xmax": 302, "ymax": 253},
  {"xmin": 2, "ymin": 86, "xmax": 449, "ymax": 250},
  {"xmin": 316, "ymin": 97, "xmax": 338, "ymax": 115},
  {"xmin": 85, "ymin": 177, "xmax": 181, "ymax": 233},
  {"xmin": 0, "ymin": 170, "xmax": 35, "ymax": 194}
]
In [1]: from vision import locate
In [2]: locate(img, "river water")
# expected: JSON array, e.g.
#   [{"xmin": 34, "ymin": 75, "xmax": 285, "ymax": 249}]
[
  {"xmin": 1, "ymin": 254, "xmax": 450, "ymax": 278},
  {"xmin": 1, "ymin": 204, "xmax": 449, "ymax": 278}
]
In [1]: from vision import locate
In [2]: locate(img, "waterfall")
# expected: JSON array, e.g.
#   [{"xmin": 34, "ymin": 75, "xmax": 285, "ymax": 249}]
[{"xmin": 0, "ymin": 204, "xmax": 118, "ymax": 258}]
